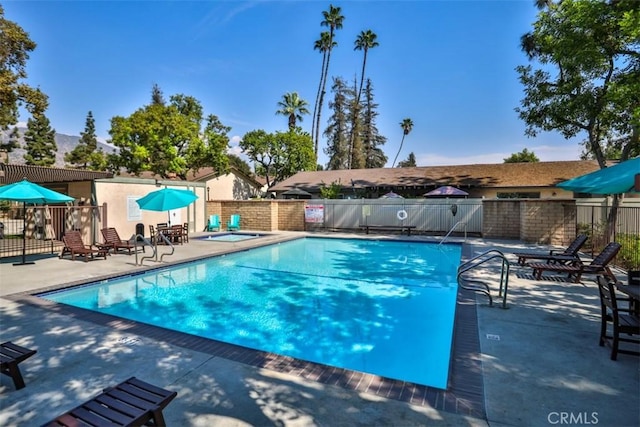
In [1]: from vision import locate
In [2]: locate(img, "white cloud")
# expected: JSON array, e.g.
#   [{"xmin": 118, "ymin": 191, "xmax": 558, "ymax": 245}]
[{"xmin": 415, "ymin": 142, "xmax": 584, "ymax": 167}]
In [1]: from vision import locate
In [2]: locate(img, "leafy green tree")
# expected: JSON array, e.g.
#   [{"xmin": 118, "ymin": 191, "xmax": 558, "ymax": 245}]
[
  {"xmin": 397, "ymin": 152, "xmax": 417, "ymax": 168},
  {"xmin": 276, "ymin": 92, "xmax": 310, "ymax": 130},
  {"xmin": 227, "ymin": 153, "xmax": 252, "ymax": 176},
  {"xmin": 109, "ymin": 88, "xmax": 229, "ymax": 179},
  {"xmin": 1, "ymin": 126, "xmax": 21, "ymax": 163},
  {"xmin": 23, "ymin": 111, "xmax": 57, "ymax": 166},
  {"xmin": 311, "ymin": 31, "xmax": 335, "ymax": 160},
  {"xmin": 361, "ymin": 79, "xmax": 387, "ymax": 168},
  {"xmin": 0, "ymin": 5, "xmax": 48, "ymax": 130},
  {"xmin": 516, "ymin": 0, "xmax": 639, "ymax": 167},
  {"xmin": 319, "ymin": 179, "xmax": 343, "ymax": 198},
  {"xmin": 65, "ymin": 111, "xmax": 107, "ymax": 170},
  {"xmin": 503, "ymin": 148, "xmax": 539, "ymax": 163},
  {"xmin": 314, "ymin": 5, "xmax": 344, "ymax": 161},
  {"xmin": 392, "ymin": 118, "xmax": 414, "ymax": 167},
  {"xmin": 324, "ymin": 77, "xmax": 351, "ymax": 170},
  {"xmin": 517, "ymin": 0, "xmax": 639, "ymax": 239},
  {"xmin": 240, "ymin": 128, "xmax": 315, "ymax": 189}
]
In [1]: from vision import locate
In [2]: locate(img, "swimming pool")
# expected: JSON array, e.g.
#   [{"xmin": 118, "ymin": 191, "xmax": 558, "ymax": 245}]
[
  {"xmin": 39, "ymin": 237, "xmax": 461, "ymax": 389},
  {"xmin": 198, "ymin": 232, "xmax": 265, "ymax": 242}
]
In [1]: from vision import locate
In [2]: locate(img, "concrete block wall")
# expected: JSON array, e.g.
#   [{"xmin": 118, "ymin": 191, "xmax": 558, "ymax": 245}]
[
  {"xmin": 276, "ymin": 200, "xmax": 307, "ymax": 231},
  {"xmin": 205, "ymin": 200, "xmax": 308, "ymax": 231},
  {"xmin": 520, "ymin": 200, "xmax": 576, "ymax": 245},
  {"xmin": 482, "ymin": 200, "xmax": 520, "ymax": 240}
]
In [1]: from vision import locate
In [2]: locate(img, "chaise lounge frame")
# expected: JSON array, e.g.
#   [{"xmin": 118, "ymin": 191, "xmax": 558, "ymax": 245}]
[
  {"xmin": 59, "ymin": 230, "xmax": 108, "ymax": 262},
  {"xmin": 529, "ymin": 242, "xmax": 621, "ymax": 283},
  {"xmin": 101, "ymin": 227, "xmax": 143, "ymax": 254},
  {"xmin": 42, "ymin": 376, "xmax": 177, "ymax": 427},
  {"xmin": 514, "ymin": 234, "xmax": 588, "ymax": 266},
  {"xmin": 0, "ymin": 341, "xmax": 37, "ymax": 390}
]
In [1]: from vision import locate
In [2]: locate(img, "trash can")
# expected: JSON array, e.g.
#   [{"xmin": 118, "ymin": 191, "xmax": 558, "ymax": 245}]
[{"xmin": 136, "ymin": 223, "xmax": 145, "ymax": 241}]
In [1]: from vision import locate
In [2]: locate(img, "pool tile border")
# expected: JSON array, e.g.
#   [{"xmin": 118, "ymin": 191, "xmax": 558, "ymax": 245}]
[{"xmin": 7, "ymin": 285, "xmax": 485, "ymax": 419}]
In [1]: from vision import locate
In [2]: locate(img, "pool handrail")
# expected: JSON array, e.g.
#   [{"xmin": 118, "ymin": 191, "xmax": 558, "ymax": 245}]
[
  {"xmin": 135, "ymin": 232, "xmax": 174, "ymax": 265},
  {"xmin": 457, "ymin": 249, "xmax": 510, "ymax": 309},
  {"xmin": 439, "ymin": 221, "xmax": 467, "ymax": 246}
]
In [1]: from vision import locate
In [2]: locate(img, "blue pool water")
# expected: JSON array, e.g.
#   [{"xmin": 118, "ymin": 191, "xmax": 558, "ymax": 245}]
[
  {"xmin": 198, "ymin": 232, "xmax": 265, "ymax": 242},
  {"xmin": 39, "ymin": 237, "xmax": 461, "ymax": 389}
]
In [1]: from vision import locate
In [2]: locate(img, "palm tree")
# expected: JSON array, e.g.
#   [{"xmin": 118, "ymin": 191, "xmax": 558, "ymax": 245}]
[
  {"xmin": 354, "ymin": 29, "xmax": 378, "ymax": 105},
  {"xmin": 314, "ymin": 5, "xmax": 344, "ymax": 163},
  {"xmin": 392, "ymin": 118, "xmax": 414, "ymax": 168},
  {"xmin": 311, "ymin": 31, "xmax": 334, "ymax": 157},
  {"xmin": 350, "ymin": 29, "xmax": 378, "ymax": 169},
  {"xmin": 276, "ymin": 92, "xmax": 310, "ymax": 130}
]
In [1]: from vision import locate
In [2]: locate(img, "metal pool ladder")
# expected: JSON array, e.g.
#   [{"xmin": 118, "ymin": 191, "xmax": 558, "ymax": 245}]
[
  {"xmin": 457, "ymin": 249, "xmax": 510, "ymax": 308},
  {"xmin": 135, "ymin": 232, "xmax": 174, "ymax": 265}
]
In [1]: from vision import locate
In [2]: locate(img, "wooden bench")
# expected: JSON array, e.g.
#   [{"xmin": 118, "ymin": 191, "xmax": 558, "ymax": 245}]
[
  {"xmin": 359, "ymin": 225, "xmax": 417, "ymax": 236},
  {"xmin": 0, "ymin": 341, "xmax": 37, "ymax": 390},
  {"xmin": 43, "ymin": 376, "xmax": 177, "ymax": 427}
]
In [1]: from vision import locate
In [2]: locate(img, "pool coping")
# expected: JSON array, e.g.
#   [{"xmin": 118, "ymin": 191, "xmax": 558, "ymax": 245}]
[{"xmin": 4, "ymin": 240, "xmax": 486, "ymax": 419}]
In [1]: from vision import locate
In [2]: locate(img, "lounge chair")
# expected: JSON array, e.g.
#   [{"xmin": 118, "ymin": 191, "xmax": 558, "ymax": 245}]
[
  {"xmin": 529, "ymin": 242, "xmax": 622, "ymax": 283},
  {"xmin": 60, "ymin": 231, "xmax": 108, "ymax": 262},
  {"xmin": 597, "ymin": 276, "xmax": 640, "ymax": 360},
  {"xmin": 0, "ymin": 341, "xmax": 37, "ymax": 390},
  {"xmin": 101, "ymin": 227, "xmax": 142, "ymax": 254},
  {"xmin": 227, "ymin": 214, "xmax": 240, "ymax": 231},
  {"xmin": 514, "ymin": 234, "xmax": 588, "ymax": 266},
  {"xmin": 207, "ymin": 214, "xmax": 220, "ymax": 232},
  {"xmin": 42, "ymin": 376, "xmax": 177, "ymax": 427}
]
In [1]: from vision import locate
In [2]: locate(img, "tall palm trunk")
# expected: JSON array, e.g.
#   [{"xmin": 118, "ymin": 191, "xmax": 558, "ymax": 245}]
[
  {"xmin": 312, "ymin": 52, "xmax": 327, "ymax": 161},
  {"xmin": 315, "ymin": 46, "xmax": 333, "ymax": 159},
  {"xmin": 392, "ymin": 134, "xmax": 406, "ymax": 168}
]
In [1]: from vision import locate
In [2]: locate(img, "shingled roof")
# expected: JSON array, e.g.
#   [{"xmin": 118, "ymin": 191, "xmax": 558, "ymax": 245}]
[
  {"xmin": 0, "ymin": 163, "xmax": 113, "ymax": 185},
  {"xmin": 269, "ymin": 160, "xmax": 602, "ymax": 192}
]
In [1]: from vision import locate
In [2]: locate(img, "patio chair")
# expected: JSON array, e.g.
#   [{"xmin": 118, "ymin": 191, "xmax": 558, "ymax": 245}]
[
  {"xmin": 227, "ymin": 214, "xmax": 240, "ymax": 231},
  {"xmin": 529, "ymin": 242, "xmax": 621, "ymax": 283},
  {"xmin": 42, "ymin": 376, "xmax": 177, "ymax": 427},
  {"xmin": 101, "ymin": 227, "xmax": 142, "ymax": 254},
  {"xmin": 597, "ymin": 276, "xmax": 640, "ymax": 360},
  {"xmin": 182, "ymin": 222, "xmax": 189, "ymax": 243},
  {"xmin": 207, "ymin": 214, "xmax": 221, "ymax": 232},
  {"xmin": 0, "ymin": 341, "xmax": 37, "ymax": 390},
  {"xmin": 60, "ymin": 231, "xmax": 108, "ymax": 262},
  {"xmin": 514, "ymin": 234, "xmax": 588, "ymax": 266}
]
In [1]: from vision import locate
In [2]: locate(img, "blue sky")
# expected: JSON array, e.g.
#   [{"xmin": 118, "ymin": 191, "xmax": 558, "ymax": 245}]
[{"xmin": 4, "ymin": 0, "xmax": 584, "ymax": 167}]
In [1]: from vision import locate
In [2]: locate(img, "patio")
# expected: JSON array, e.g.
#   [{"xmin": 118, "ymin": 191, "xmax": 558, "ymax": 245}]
[{"xmin": 0, "ymin": 232, "xmax": 638, "ymax": 426}]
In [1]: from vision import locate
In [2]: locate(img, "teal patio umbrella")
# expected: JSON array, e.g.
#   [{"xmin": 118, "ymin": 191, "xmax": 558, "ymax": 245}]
[
  {"xmin": 136, "ymin": 187, "xmax": 198, "ymax": 224},
  {"xmin": 0, "ymin": 179, "xmax": 75, "ymax": 265},
  {"xmin": 557, "ymin": 157, "xmax": 640, "ymax": 195}
]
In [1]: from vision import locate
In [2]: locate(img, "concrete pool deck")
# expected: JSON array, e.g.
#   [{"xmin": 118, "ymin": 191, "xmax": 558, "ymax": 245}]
[{"xmin": 0, "ymin": 231, "xmax": 638, "ymax": 426}]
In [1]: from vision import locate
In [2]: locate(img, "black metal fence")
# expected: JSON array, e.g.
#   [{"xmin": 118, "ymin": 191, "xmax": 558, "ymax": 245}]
[{"xmin": 576, "ymin": 204, "xmax": 640, "ymax": 270}]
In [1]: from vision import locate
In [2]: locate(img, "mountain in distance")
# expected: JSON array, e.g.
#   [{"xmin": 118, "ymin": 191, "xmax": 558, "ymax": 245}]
[{"xmin": 0, "ymin": 127, "xmax": 116, "ymax": 168}]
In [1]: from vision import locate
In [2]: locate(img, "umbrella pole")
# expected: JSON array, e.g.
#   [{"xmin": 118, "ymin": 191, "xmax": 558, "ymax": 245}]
[{"xmin": 14, "ymin": 202, "xmax": 35, "ymax": 266}]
